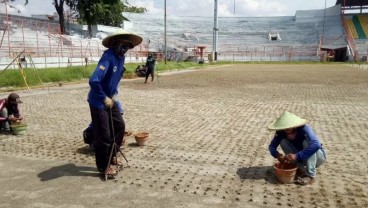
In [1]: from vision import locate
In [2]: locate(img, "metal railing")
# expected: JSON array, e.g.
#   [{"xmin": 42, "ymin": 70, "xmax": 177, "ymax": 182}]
[{"xmin": 0, "ymin": 12, "xmax": 327, "ymax": 70}]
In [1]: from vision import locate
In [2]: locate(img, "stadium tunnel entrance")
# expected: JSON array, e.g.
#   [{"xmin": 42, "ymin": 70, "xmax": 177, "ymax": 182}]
[{"xmin": 321, "ymin": 46, "xmax": 348, "ymax": 62}]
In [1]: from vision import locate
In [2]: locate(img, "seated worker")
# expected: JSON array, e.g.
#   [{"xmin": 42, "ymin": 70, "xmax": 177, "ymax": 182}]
[
  {"xmin": 268, "ymin": 111, "xmax": 326, "ymax": 185},
  {"xmin": 135, "ymin": 65, "xmax": 147, "ymax": 77},
  {"xmin": 0, "ymin": 93, "xmax": 23, "ymax": 133}
]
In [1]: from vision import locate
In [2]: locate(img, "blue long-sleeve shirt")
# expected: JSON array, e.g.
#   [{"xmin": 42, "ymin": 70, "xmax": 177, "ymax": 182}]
[
  {"xmin": 88, "ymin": 49, "xmax": 125, "ymax": 109},
  {"xmin": 268, "ymin": 124, "xmax": 322, "ymax": 161}
]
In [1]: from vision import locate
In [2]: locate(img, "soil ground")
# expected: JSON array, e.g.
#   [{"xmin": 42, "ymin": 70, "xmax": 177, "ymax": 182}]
[{"xmin": 0, "ymin": 64, "xmax": 367, "ymax": 208}]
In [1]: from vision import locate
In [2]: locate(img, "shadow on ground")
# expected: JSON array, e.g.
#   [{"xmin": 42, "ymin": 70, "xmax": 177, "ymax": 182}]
[
  {"xmin": 38, "ymin": 163, "xmax": 98, "ymax": 181},
  {"xmin": 236, "ymin": 165, "xmax": 278, "ymax": 184},
  {"xmin": 76, "ymin": 146, "xmax": 94, "ymax": 156}
]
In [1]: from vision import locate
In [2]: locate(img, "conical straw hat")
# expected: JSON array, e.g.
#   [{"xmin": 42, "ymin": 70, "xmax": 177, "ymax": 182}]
[
  {"xmin": 268, "ymin": 111, "xmax": 307, "ymax": 130},
  {"xmin": 102, "ymin": 29, "xmax": 142, "ymax": 49}
]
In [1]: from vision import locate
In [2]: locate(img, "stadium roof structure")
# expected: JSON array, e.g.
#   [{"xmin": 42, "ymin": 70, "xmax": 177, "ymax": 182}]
[{"xmin": 337, "ymin": 0, "xmax": 368, "ymax": 11}]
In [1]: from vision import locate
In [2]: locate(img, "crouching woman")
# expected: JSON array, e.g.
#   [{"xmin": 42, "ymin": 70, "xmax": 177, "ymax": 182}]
[{"xmin": 268, "ymin": 111, "xmax": 327, "ymax": 185}]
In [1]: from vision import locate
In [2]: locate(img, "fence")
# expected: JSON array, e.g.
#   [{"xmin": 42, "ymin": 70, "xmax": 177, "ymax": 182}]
[
  {"xmin": 1, "ymin": 13, "xmax": 331, "ymax": 70},
  {"xmin": 0, "ymin": 13, "xmax": 149, "ymax": 70}
]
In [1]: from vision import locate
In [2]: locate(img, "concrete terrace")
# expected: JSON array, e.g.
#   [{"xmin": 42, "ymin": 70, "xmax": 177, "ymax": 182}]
[{"xmin": 0, "ymin": 4, "xmax": 349, "ymax": 68}]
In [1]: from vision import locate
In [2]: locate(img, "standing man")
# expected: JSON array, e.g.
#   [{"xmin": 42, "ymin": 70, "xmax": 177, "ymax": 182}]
[
  {"xmin": 0, "ymin": 93, "xmax": 23, "ymax": 134},
  {"xmin": 88, "ymin": 29, "xmax": 142, "ymax": 179},
  {"xmin": 144, "ymin": 53, "xmax": 156, "ymax": 83}
]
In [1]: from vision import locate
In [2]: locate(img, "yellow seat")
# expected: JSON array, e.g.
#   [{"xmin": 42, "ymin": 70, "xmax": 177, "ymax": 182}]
[{"xmin": 346, "ymin": 19, "xmax": 358, "ymax": 39}]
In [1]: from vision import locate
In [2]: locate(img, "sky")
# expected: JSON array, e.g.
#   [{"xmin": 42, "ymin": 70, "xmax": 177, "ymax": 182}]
[{"xmin": 2, "ymin": 0, "xmax": 337, "ymax": 17}]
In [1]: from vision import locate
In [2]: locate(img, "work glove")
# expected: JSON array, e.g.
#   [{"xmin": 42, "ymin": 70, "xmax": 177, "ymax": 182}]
[
  {"xmin": 111, "ymin": 95, "xmax": 117, "ymax": 101},
  {"xmin": 103, "ymin": 97, "xmax": 114, "ymax": 109},
  {"xmin": 277, "ymin": 153, "xmax": 287, "ymax": 163}
]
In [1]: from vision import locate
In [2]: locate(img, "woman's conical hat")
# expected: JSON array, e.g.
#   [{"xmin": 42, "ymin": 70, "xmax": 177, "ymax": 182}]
[
  {"xmin": 267, "ymin": 111, "xmax": 307, "ymax": 130},
  {"xmin": 102, "ymin": 29, "xmax": 142, "ymax": 49}
]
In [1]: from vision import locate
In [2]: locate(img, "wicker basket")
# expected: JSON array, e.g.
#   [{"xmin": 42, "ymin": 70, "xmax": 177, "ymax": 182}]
[{"xmin": 10, "ymin": 123, "xmax": 27, "ymax": 135}]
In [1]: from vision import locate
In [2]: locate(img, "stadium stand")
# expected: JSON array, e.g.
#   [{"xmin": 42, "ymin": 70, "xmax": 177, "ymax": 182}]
[
  {"xmin": 338, "ymin": 0, "xmax": 368, "ymax": 60},
  {"xmin": 358, "ymin": 14, "xmax": 368, "ymax": 37},
  {"xmin": 123, "ymin": 4, "xmax": 345, "ymax": 62},
  {"xmin": 352, "ymin": 15, "xmax": 366, "ymax": 38},
  {"xmin": 2, "ymin": 1, "xmax": 368, "ymax": 69},
  {"xmin": 345, "ymin": 17, "xmax": 359, "ymax": 39}
]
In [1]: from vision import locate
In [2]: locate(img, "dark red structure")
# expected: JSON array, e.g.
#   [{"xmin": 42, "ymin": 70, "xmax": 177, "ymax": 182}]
[{"xmin": 337, "ymin": 0, "xmax": 368, "ymax": 12}]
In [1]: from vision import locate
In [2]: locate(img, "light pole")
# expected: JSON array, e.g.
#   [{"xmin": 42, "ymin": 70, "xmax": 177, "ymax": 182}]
[
  {"xmin": 1, "ymin": 0, "xmax": 11, "ymax": 54},
  {"xmin": 213, "ymin": 0, "xmax": 218, "ymax": 61},
  {"xmin": 234, "ymin": 0, "xmax": 235, "ymax": 14},
  {"xmin": 164, "ymin": 0, "xmax": 167, "ymax": 64},
  {"xmin": 322, "ymin": 0, "xmax": 327, "ymax": 45}
]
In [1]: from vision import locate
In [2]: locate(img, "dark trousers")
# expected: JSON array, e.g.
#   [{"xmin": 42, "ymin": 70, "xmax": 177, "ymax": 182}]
[
  {"xmin": 145, "ymin": 67, "xmax": 154, "ymax": 82},
  {"xmin": 89, "ymin": 102, "xmax": 125, "ymax": 172}
]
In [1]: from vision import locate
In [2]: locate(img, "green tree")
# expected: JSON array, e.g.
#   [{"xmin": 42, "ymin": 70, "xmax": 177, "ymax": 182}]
[
  {"xmin": 76, "ymin": 0, "xmax": 146, "ymax": 38},
  {"xmin": 10, "ymin": 0, "xmax": 69, "ymax": 34},
  {"xmin": 10, "ymin": 0, "xmax": 146, "ymax": 37},
  {"xmin": 76, "ymin": 0, "xmax": 106, "ymax": 38},
  {"xmin": 124, "ymin": 6, "xmax": 146, "ymax": 13},
  {"xmin": 121, "ymin": 0, "xmax": 146, "ymax": 13},
  {"xmin": 54, "ymin": 0, "xmax": 66, "ymax": 34}
]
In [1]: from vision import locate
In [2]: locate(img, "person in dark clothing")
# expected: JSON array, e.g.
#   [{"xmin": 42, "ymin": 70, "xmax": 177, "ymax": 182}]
[
  {"xmin": 135, "ymin": 65, "xmax": 147, "ymax": 77},
  {"xmin": 88, "ymin": 29, "xmax": 142, "ymax": 178},
  {"xmin": 268, "ymin": 111, "xmax": 326, "ymax": 185},
  {"xmin": 144, "ymin": 53, "xmax": 156, "ymax": 83},
  {"xmin": 0, "ymin": 93, "xmax": 23, "ymax": 134},
  {"xmin": 83, "ymin": 100, "xmax": 124, "ymax": 150}
]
